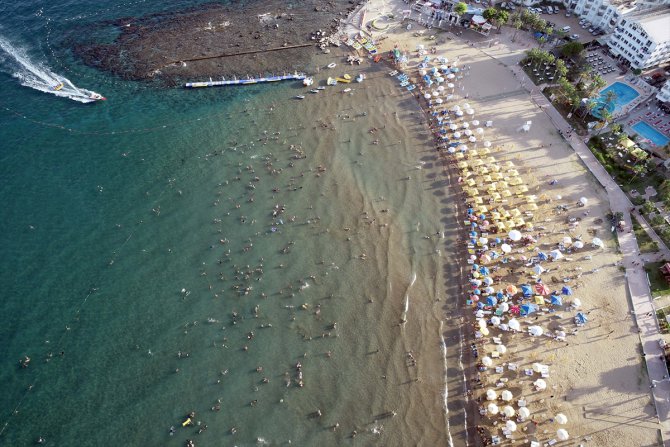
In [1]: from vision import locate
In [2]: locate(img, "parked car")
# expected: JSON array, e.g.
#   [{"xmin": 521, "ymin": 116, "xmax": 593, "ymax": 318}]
[
  {"xmin": 565, "ymin": 12, "xmax": 571, "ymax": 17},
  {"xmin": 561, "ymin": 25, "xmax": 571, "ymax": 32},
  {"xmin": 568, "ymin": 34, "xmax": 580, "ymax": 41}
]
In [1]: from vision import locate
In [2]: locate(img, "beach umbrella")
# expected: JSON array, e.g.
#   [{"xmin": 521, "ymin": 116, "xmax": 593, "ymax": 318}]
[
  {"xmin": 508, "ymin": 230, "xmax": 522, "ymax": 241},
  {"xmin": 575, "ymin": 312, "xmax": 588, "ymax": 325},
  {"xmin": 478, "ymin": 237, "xmax": 489, "ymax": 246},
  {"xmin": 498, "ymin": 302, "xmax": 509, "ymax": 313},
  {"xmin": 562, "ymin": 286, "xmax": 572, "ymax": 295},
  {"xmin": 535, "ymin": 283, "xmax": 550, "ymax": 295},
  {"xmin": 424, "ymin": 93, "xmax": 432, "ymax": 100},
  {"xmin": 486, "ymin": 389, "xmax": 498, "ymax": 401},
  {"xmin": 432, "ymin": 91, "xmax": 440, "ymax": 97},
  {"xmin": 447, "ymin": 147, "xmax": 456, "ymax": 154},
  {"xmin": 455, "ymin": 110, "xmax": 464, "ymax": 117},
  {"xmin": 466, "ymin": 108, "xmax": 475, "ymax": 115},
  {"xmin": 557, "ymin": 429, "xmax": 569, "ymax": 441},
  {"xmin": 486, "ymin": 296, "xmax": 498, "ymax": 306},
  {"xmin": 437, "ymin": 85, "xmax": 445, "ymax": 92},
  {"xmin": 550, "ymin": 295, "xmax": 563, "ymax": 306},
  {"xmin": 469, "ymin": 136, "xmax": 477, "ymax": 143},
  {"xmin": 518, "ymin": 407, "xmax": 531, "ymax": 419},
  {"xmin": 490, "ymin": 316, "xmax": 501, "ymax": 326},
  {"xmin": 435, "ymin": 98, "xmax": 443, "ymax": 104},
  {"xmin": 508, "ymin": 319, "xmax": 520, "ymax": 331},
  {"xmin": 483, "ymin": 277, "xmax": 494, "ymax": 286},
  {"xmin": 573, "ymin": 240, "xmax": 584, "ymax": 249},
  {"xmin": 459, "ymin": 144, "xmax": 468, "ymax": 152},
  {"xmin": 472, "ymin": 120, "xmax": 480, "ymax": 126},
  {"xmin": 555, "ymin": 413, "xmax": 568, "ymax": 425},
  {"xmin": 549, "ymin": 249, "xmax": 563, "ymax": 260},
  {"xmin": 501, "ymin": 243, "xmax": 512, "ymax": 253},
  {"xmin": 528, "ymin": 325, "xmax": 543, "ymax": 336},
  {"xmin": 462, "ymin": 122, "xmax": 470, "ymax": 129},
  {"xmin": 520, "ymin": 284, "xmax": 533, "ymax": 297},
  {"xmin": 573, "ymin": 298, "xmax": 582, "ymax": 307},
  {"xmin": 521, "ymin": 304, "xmax": 538, "ymax": 316},
  {"xmin": 533, "ymin": 264, "xmax": 545, "ymax": 275},
  {"xmin": 534, "ymin": 378, "xmax": 547, "ymax": 390},
  {"xmin": 503, "ymin": 406, "xmax": 516, "ymax": 418},
  {"xmin": 480, "ymin": 254, "xmax": 491, "ymax": 263},
  {"xmin": 579, "ymin": 197, "xmax": 588, "ymax": 206},
  {"xmin": 496, "ymin": 344, "xmax": 507, "ymax": 354},
  {"xmin": 462, "ymin": 103, "xmax": 470, "ymax": 109},
  {"xmin": 483, "ymin": 140, "xmax": 491, "ymax": 148},
  {"xmin": 476, "ymin": 127, "xmax": 484, "ymax": 134},
  {"xmin": 484, "ymin": 286, "xmax": 495, "ymax": 295},
  {"xmin": 506, "ymin": 284, "xmax": 517, "ymax": 294},
  {"xmin": 592, "ymin": 237, "xmax": 604, "ymax": 248},
  {"xmin": 481, "ymin": 356, "xmax": 493, "ymax": 367},
  {"xmin": 436, "ymin": 77, "xmax": 444, "ymax": 83},
  {"xmin": 505, "ymin": 420, "xmax": 517, "ymax": 432},
  {"xmin": 537, "ymin": 252, "xmax": 548, "ymax": 261},
  {"xmin": 562, "ymin": 236, "xmax": 572, "ymax": 246},
  {"xmin": 464, "ymin": 129, "xmax": 473, "ymax": 136},
  {"xmin": 447, "ymin": 82, "xmax": 455, "ymax": 89},
  {"xmin": 449, "ymin": 123, "xmax": 458, "ymax": 131},
  {"xmin": 453, "ymin": 131, "xmax": 461, "ymax": 138},
  {"xmin": 480, "ymin": 326, "xmax": 490, "ymax": 336},
  {"xmin": 478, "ymin": 318, "xmax": 487, "ymax": 330},
  {"xmin": 447, "ymin": 73, "xmax": 455, "ymax": 79},
  {"xmin": 487, "ymin": 403, "xmax": 499, "ymax": 414},
  {"xmin": 475, "ymin": 310, "xmax": 485, "ymax": 319}
]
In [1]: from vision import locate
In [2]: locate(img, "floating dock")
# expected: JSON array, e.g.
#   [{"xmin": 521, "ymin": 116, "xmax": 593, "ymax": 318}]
[{"xmin": 184, "ymin": 73, "xmax": 306, "ymax": 88}]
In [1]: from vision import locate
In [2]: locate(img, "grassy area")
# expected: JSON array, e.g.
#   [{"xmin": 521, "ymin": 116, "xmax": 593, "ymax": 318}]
[
  {"xmin": 632, "ymin": 215, "xmax": 659, "ymax": 253},
  {"xmin": 657, "ymin": 308, "xmax": 670, "ymax": 334},
  {"xmin": 645, "ymin": 261, "xmax": 670, "ymax": 298}
]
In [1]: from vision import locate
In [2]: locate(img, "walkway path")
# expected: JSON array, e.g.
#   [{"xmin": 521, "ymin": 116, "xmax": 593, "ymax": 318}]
[{"xmin": 509, "ymin": 64, "xmax": 670, "ymax": 446}]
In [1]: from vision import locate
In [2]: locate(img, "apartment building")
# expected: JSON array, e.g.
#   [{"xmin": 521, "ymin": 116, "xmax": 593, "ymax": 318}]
[{"xmin": 607, "ymin": 7, "xmax": 670, "ymax": 70}]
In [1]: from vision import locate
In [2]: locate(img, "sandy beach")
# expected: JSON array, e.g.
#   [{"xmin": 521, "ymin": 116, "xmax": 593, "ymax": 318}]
[{"xmin": 341, "ymin": 0, "xmax": 661, "ymax": 444}]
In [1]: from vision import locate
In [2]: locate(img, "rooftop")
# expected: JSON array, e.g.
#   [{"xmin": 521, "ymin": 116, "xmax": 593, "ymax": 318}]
[{"xmin": 625, "ymin": 7, "xmax": 670, "ymax": 42}]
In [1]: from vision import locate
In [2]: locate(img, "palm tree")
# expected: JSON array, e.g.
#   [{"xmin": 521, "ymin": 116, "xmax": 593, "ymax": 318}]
[
  {"xmin": 496, "ymin": 10, "xmax": 509, "ymax": 33},
  {"xmin": 603, "ymin": 90, "xmax": 617, "ymax": 110},
  {"xmin": 553, "ymin": 59, "xmax": 567, "ymax": 79},
  {"xmin": 596, "ymin": 109, "xmax": 613, "ymax": 135},
  {"xmin": 586, "ymin": 75, "xmax": 606, "ymax": 98},
  {"xmin": 512, "ymin": 18, "xmax": 523, "ymax": 42}
]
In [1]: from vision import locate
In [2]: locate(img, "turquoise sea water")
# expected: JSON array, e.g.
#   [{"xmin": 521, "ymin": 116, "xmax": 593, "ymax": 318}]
[{"xmin": 0, "ymin": 1, "xmax": 461, "ymax": 445}]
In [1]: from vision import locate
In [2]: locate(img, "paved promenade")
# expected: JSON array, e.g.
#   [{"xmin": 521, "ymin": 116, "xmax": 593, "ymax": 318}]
[{"xmin": 508, "ymin": 64, "xmax": 670, "ymax": 446}]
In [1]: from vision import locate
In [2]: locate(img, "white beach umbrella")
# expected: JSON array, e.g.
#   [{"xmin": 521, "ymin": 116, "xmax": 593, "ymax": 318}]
[
  {"xmin": 508, "ymin": 318, "xmax": 520, "ymax": 331},
  {"xmin": 451, "ymin": 104, "xmax": 461, "ymax": 111},
  {"xmin": 483, "ymin": 276, "xmax": 494, "ymax": 285},
  {"xmin": 496, "ymin": 344, "xmax": 507, "ymax": 354},
  {"xmin": 518, "ymin": 407, "xmax": 531, "ymax": 419},
  {"xmin": 508, "ymin": 230, "xmax": 522, "ymax": 241},
  {"xmin": 533, "ymin": 264, "xmax": 545, "ymax": 275},
  {"xmin": 462, "ymin": 103, "xmax": 471, "ymax": 109},
  {"xmin": 501, "ymin": 243, "xmax": 512, "ymax": 253},
  {"xmin": 478, "ymin": 237, "xmax": 489, "ymax": 245},
  {"xmin": 573, "ymin": 240, "xmax": 584, "ymax": 249},
  {"xmin": 486, "ymin": 389, "xmax": 498, "ymax": 401},
  {"xmin": 579, "ymin": 197, "xmax": 588, "ymax": 205},
  {"xmin": 488, "ymin": 403, "xmax": 499, "ymax": 415},
  {"xmin": 464, "ymin": 129, "xmax": 473, "ymax": 136},
  {"xmin": 592, "ymin": 237, "xmax": 604, "ymax": 248},
  {"xmin": 475, "ymin": 310, "xmax": 485, "ymax": 318},
  {"xmin": 481, "ymin": 356, "xmax": 493, "ymax": 367},
  {"xmin": 555, "ymin": 413, "xmax": 568, "ymax": 425},
  {"xmin": 424, "ymin": 93, "xmax": 432, "ymax": 99},
  {"xmin": 503, "ymin": 406, "xmax": 516, "ymax": 418},
  {"xmin": 534, "ymin": 378, "xmax": 547, "ymax": 390},
  {"xmin": 469, "ymin": 136, "xmax": 477, "ymax": 143},
  {"xmin": 490, "ymin": 316, "xmax": 501, "ymax": 326},
  {"xmin": 447, "ymin": 146, "xmax": 456, "ymax": 154},
  {"xmin": 458, "ymin": 144, "xmax": 468, "ymax": 152},
  {"xmin": 476, "ymin": 127, "xmax": 484, "ymax": 134},
  {"xmin": 447, "ymin": 73, "xmax": 455, "ymax": 79},
  {"xmin": 440, "ymin": 64, "xmax": 449, "ymax": 71},
  {"xmin": 528, "ymin": 325, "xmax": 544, "ymax": 336},
  {"xmin": 435, "ymin": 98, "xmax": 444, "ymax": 104},
  {"xmin": 453, "ymin": 131, "xmax": 461, "ymax": 138},
  {"xmin": 549, "ymin": 249, "xmax": 563, "ymax": 260},
  {"xmin": 446, "ymin": 94, "xmax": 454, "ymax": 100},
  {"xmin": 432, "ymin": 91, "xmax": 440, "ymax": 97},
  {"xmin": 483, "ymin": 140, "xmax": 491, "ymax": 148},
  {"xmin": 455, "ymin": 110, "xmax": 464, "ymax": 117},
  {"xmin": 447, "ymin": 82, "xmax": 455, "ymax": 89},
  {"xmin": 562, "ymin": 236, "xmax": 572, "ymax": 245},
  {"xmin": 436, "ymin": 77, "xmax": 445, "ymax": 83},
  {"xmin": 478, "ymin": 318, "xmax": 487, "ymax": 329},
  {"xmin": 420, "ymin": 69, "xmax": 427, "ymax": 76},
  {"xmin": 480, "ymin": 326, "xmax": 490, "ymax": 336},
  {"xmin": 505, "ymin": 420, "xmax": 517, "ymax": 432},
  {"xmin": 462, "ymin": 122, "xmax": 470, "ymax": 129},
  {"xmin": 437, "ymin": 85, "xmax": 446, "ymax": 92},
  {"xmin": 499, "ymin": 302, "xmax": 509, "ymax": 313},
  {"xmin": 449, "ymin": 123, "xmax": 458, "ymax": 131},
  {"xmin": 573, "ymin": 298, "xmax": 582, "ymax": 307},
  {"xmin": 531, "ymin": 363, "xmax": 544, "ymax": 373},
  {"xmin": 472, "ymin": 120, "xmax": 480, "ymax": 126},
  {"xmin": 501, "ymin": 390, "xmax": 513, "ymax": 401},
  {"xmin": 557, "ymin": 429, "xmax": 569, "ymax": 441},
  {"xmin": 466, "ymin": 108, "xmax": 475, "ymax": 115}
]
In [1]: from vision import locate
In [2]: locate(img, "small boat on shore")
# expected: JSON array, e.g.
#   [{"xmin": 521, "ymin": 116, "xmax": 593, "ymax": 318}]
[
  {"xmin": 327, "ymin": 77, "xmax": 337, "ymax": 86},
  {"xmin": 335, "ymin": 77, "xmax": 351, "ymax": 84},
  {"xmin": 294, "ymin": 95, "xmax": 306, "ymax": 100},
  {"xmin": 303, "ymin": 77, "xmax": 314, "ymax": 86},
  {"xmin": 317, "ymin": 86, "xmax": 326, "ymax": 90},
  {"xmin": 327, "ymin": 63, "xmax": 337, "ymax": 69},
  {"xmin": 356, "ymin": 73, "xmax": 366, "ymax": 83},
  {"xmin": 310, "ymin": 89, "xmax": 319, "ymax": 94}
]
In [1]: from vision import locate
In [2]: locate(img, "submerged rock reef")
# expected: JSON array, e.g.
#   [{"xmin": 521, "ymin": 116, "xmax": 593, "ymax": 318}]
[{"xmin": 70, "ymin": 0, "xmax": 363, "ymax": 84}]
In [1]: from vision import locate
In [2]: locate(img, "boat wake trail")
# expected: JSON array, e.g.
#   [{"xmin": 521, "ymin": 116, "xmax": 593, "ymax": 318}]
[{"xmin": 0, "ymin": 35, "xmax": 104, "ymax": 103}]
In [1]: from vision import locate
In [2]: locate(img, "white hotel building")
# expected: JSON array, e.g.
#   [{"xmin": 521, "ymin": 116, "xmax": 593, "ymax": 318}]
[
  {"xmin": 606, "ymin": 7, "xmax": 670, "ymax": 70},
  {"xmin": 564, "ymin": 0, "xmax": 636, "ymax": 33}
]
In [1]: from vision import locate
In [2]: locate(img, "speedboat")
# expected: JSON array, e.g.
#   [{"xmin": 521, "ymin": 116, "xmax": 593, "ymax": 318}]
[
  {"xmin": 327, "ymin": 62, "xmax": 337, "ymax": 69},
  {"xmin": 52, "ymin": 83, "xmax": 64, "ymax": 91},
  {"xmin": 317, "ymin": 86, "xmax": 326, "ymax": 90},
  {"xmin": 303, "ymin": 77, "xmax": 314, "ymax": 86},
  {"xmin": 310, "ymin": 89, "xmax": 319, "ymax": 94},
  {"xmin": 89, "ymin": 92, "xmax": 106, "ymax": 101},
  {"xmin": 294, "ymin": 95, "xmax": 305, "ymax": 100}
]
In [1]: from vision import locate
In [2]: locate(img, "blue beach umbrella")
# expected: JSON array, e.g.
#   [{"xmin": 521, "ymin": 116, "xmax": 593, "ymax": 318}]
[
  {"xmin": 550, "ymin": 295, "xmax": 562, "ymax": 306},
  {"xmin": 479, "ymin": 266, "xmax": 490, "ymax": 275},
  {"xmin": 469, "ymin": 231, "xmax": 478, "ymax": 237},
  {"xmin": 538, "ymin": 252, "xmax": 548, "ymax": 261},
  {"xmin": 486, "ymin": 296, "xmax": 498, "ymax": 306},
  {"xmin": 562, "ymin": 286, "xmax": 573, "ymax": 295},
  {"xmin": 575, "ymin": 312, "xmax": 588, "ymax": 324},
  {"xmin": 520, "ymin": 303, "xmax": 537, "ymax": 316},
  {"xmin": 471, "ymin": 264, "xmax": 479, "ymax": 270},
  {"xmin": 496, "ymin": 291, "xmax": 505, "ymax": 299},
  {"xmin": 521, "ymin": 284, "xmax": 533, "ymax": 297},
  {"xmin": 473, "ymin": 289, "xmax": 481, "ymax": 295},
  {"xmin": 495, "ymin": 238, "xmax": 502, "ymax": 244},
  {"xmin": 477, "ymin": 302, "xmax": 485, "ymax": 309}
]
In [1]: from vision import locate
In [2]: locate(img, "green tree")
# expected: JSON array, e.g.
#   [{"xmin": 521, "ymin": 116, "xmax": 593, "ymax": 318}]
[
  {"xmin": 496, "ymin": 10, "xmax": 509, "ymax": 32},
  {"xmin": 595, "ymin": 109, "xmax": 613, "ymax": 135},
  {"xmin": 538, "ymin": 36, "xmax": 547, "ymax": 48},
  {"xmin": 512, "ymin": 18, "xmax": 523, "ymax": 42},
  {"xmin": 553, "ymin": 59, "xmax": 567, "ymax": 79},
  {"xmin": 561, "ymin": 41, "xmax": 585, "ymax": 59},
  {"xmin": 586, "ymin": 74, "xmax": 606, "ymax": 97},
  {"xmin": 610, "ymin": 123, "xmax": 622, "ymax": 135},
  {"xmin": 454, "ymin": 2, "xmax": 468, "ymax": 16},
  {"xmin": 643, "ymin": 201, "xmax": 656, "ymax": 215},
  {"xmin": 483, "ymin": 7, "xmax": 498, "ymax": 21}
]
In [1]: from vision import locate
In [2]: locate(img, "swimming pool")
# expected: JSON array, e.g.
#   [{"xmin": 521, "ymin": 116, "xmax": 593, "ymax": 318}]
[
  {"xmin": 592, "ymin": 82, "xmax": 639, "ymax": 117},
  {"xmin": 632, "ymin": 121, "xmax": 670, "ymax": 147}
]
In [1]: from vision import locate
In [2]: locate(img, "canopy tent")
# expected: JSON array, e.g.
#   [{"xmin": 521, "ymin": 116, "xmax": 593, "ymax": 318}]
[
  {"xmin": 521, "ymin": 284, "xmax": 533, "ymax": 297},
  {"xmin": 521, "ymin": 303, "xmax": 538, "ymax": 316},
  {"xmin": 550, "ymin": 294, "xmax": 562, "ymax": 306}
]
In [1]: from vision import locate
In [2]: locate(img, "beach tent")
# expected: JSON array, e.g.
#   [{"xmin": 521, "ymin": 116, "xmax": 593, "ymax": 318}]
[
  {"xmin": 521, "ymin": 303, "xmax": 538, "ymax": 316},
  {"xmin": 555, "ymin": 413, "xmax": 568, "ymax": 425},
  {"xmin": 557, "ymin": 429, "xmax": 569, "ymax": 441},
  {"xmin": 550, "ymin": 295, "xmax": 562, "ymax": 306},
  {"xmin": 521, "ymin": 284, "xmax": 533, "ymax": 297},
  {"xmin": 561, "ymin": 286, "xmax": 572, "ymax": 295},
  {"xmin": 535, "ymin": 283, "xmax": 550, "ymax": 295},
  {"xmin": 549, "ymin": 249, "xmax": 563, "ymax": 261}
]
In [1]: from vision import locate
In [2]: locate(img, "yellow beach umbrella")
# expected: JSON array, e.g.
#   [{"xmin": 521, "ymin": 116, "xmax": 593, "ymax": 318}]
[
  {"xmin": 485, "ymin": 157, "xmax": 496, "ymax": 165},
  {"xmin": 507, "ymin": 169, "xmax": 520, "ymax": 177},
  {"xmin": 523, "ymin": 203, "xmax": 539, "ymax": 211},
  {"xmin": 480, "ymin": 148, "xmax": 491, "ymax": 156},
  {"xmin": 487, "ymin": 183, "xmax": 498, "ymax": 192},
  {"xmin": 478, "ymin": 205, "xmax": 488, "ymax": 214},
  {"xmin": 491, "ymin": 172, "xmax": 503, "ymax": 181},
  {"xmin": 509, "ymin": 177, "xmax": 523, "ymax": 186},
  {"xmin": 504, "ymin": 161, "xmax": 515, "ymax": 168},
  {"xmin": 501, "ymin": 190, "xmax": 512, "ymax": 198},
  {"xmin": 514, "ymin": 217, "xmax": 526, "ymax": 227},
  {"xmin": 491, "ymin": 211, "xmax": 501, "ymax": 220},
  {"xmin": 469, "ymin": 149, "xmax": 479, "ymax": 158},
  {"xmin": 474, "ymin": 196, "xmax": 484, "ymax": 204},
  {"xmin": 498, "ymin": 181, "xmax": 508, "ymax": 189},
  {"xmin": 515, "ymin": 185, "xmax": 528, "ymax": 194},
  {"xmin": 455, "ymin": 152, "xmax": 464, "ymax": 159},
  {"xmin": 526, "ymin": 195, "xmax": 537, "ymax": 203},
  {"xmin": 482, "ymin": 175, "xmax": 493, "ymax": 183},
  {"xmin": 497, "ymin": 220, "xmax": 507, "ymax": 230},
  {"xmin": 491, "ymin": 192, "xmax": 501, "ymax": 202},
  {"xmin": 478, "ymin": 167, "xmax": 489, "ymax": 175},
  {"xmin": 510, "ymin": 208, "xmax": 522, "ymax": 217},
  {"xmin": 457, "ymin": 161, "xmax": 468, "ymax": 169},
  {"xmin": 466, "ymin": 178, "xmax": 476, "ymax": 187}
]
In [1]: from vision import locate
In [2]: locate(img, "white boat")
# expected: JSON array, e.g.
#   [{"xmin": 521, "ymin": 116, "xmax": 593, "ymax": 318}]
[
  {"xmin": 303, "ymin": 77, "xmax": 314, "ymax": 86},
  {"xmin": 327, "ymin": 77, "xmax": 337, "ymax": 86},
  {"xmin": 295, "ymin": 95, "xmax": 306, "ymax": 100},
  {"xmin": 327, "ymin": 63, "xmax": 337, "ymax": 69},
  {"xmin": 343, "ymin": 88, "xmax": 352, "ymax": 93},
  {"xmin": 89, "ymin": 92, "xmax": 106, "ymax": 101},
  {"xmin": 317, "ymin": 86, "xmax": 326, "ymax": 90},
  {"xmin": 310, "ymin": 89, "xmax": 319, "ymax": 93}
]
